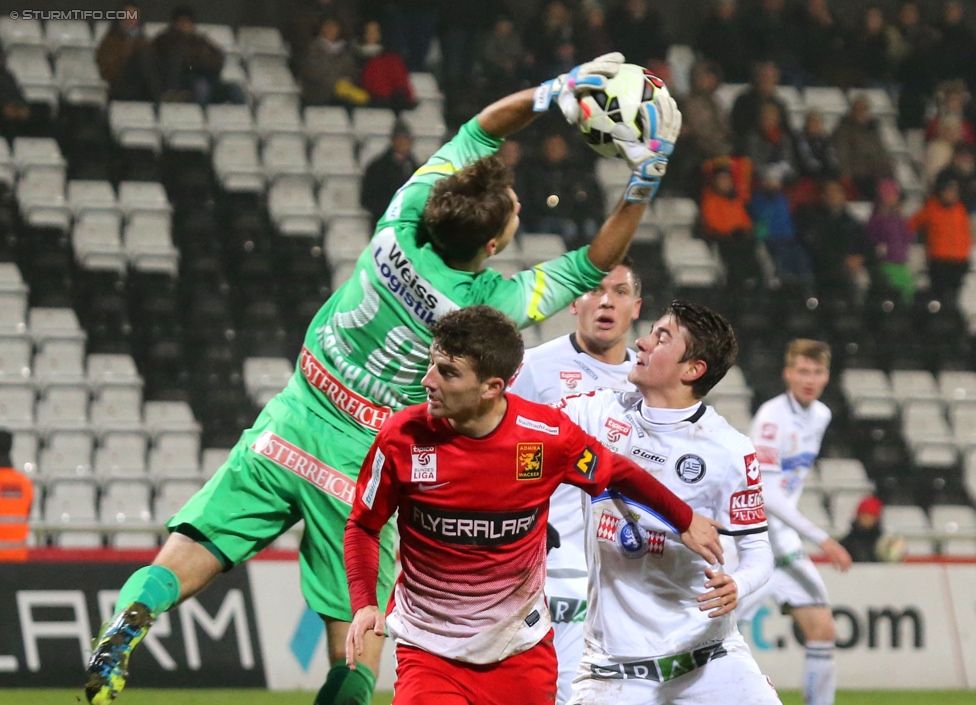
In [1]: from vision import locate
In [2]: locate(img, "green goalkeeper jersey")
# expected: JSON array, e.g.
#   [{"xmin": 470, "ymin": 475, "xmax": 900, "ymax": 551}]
[{"xmin": 284, "ymin": 117, "xmax": 607, "ymax": 448}]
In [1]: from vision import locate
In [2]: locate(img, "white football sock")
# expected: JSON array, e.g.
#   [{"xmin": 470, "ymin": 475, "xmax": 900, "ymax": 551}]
[{"xmin": 803, "ymin": 640, "xmax": 836, "ymax": 705}]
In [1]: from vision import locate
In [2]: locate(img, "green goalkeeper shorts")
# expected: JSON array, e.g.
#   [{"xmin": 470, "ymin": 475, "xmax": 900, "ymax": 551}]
[{"xmin": 167, "ymin": 391, "xmax": 396, "ymax": 621}]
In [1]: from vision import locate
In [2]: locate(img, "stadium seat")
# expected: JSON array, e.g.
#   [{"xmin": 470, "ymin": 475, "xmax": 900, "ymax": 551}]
[
  {"xmin": 817, "ymin": 458, "xmax": 874, "ymax": 496},
  {"xmin": 890, "ymin": 370, "xmax": 941, "ymax": 405},
  {"xmin": 93, "ymin": 432, "xmax": 148, "ymax": 479},
  {"xmin": 803, "ymin": 87, "xmax": 848, "ymax": 118},
  {"xmin": 148, "ymin": 433, "xmax": 201, "ymax": 479},
  {"xmin": 902, "ymin": 400, "xmax": 955, "ymax": 460},
  {"xmin": 11, "ymin": 430, "xmax": 38, "ymax": 476},
  {"xmin": 213, "ymin": 133, "xmax": 265, "ymax": 192},
  {"xmin": 409, "ymin": 72, "xmax": 442, "ymax": 102},
  {"xmin": 246, "ymin": 56, "xmax": 300, "ymax": 101},
  {"xmin": 87, "ymin": 353, "xmax": 142, "ymax": 392},
  {"xmin": 352, "ymin": 107, "xmax": 396, "ymax": 139},
  {"xmin": 39, "ymin": 430, "xmax": 93, "ymax": 481},
  {"xmin": 929, "ymin": 505, "xmax": 976, "ymax": 538},
  {"xmin": 237, "ymin": 26, "xmax": 288, "ymax": 59},
  {"xmin": 0, "ymin": 385, "xmax": 35, "ymax": 431},
  {"xmin": 848, "ymin": 87, "xmax": 896, "ymax": 118},
  {"xmin": 100, "ymin": 479, "xmax": 156, "ymax": 548},
  {"xmin": 846, "ymin": 201, "xmax": 873, "ymax": 224},
  {"xmin": 154, "ymin": 478, "xmax": 203, "ymax": 521},
  {"xmin": 0, "ymin": 136, "xmax": 15, "ymax": 187},
  {"xmin": 356, "ymin": 135, "xmax": 389, "ymax": 170},
  {"xmin": 28, "ymin": 307, "xmax": 85, "ymax": 346},
  {"xmin": 304, "ymin": 106, "xmax": 352, "ymax": 139},
  {"xmin": 144, "ymin": 400, "xmax": 201, "ymax": 439},
  {"xmin": 33, "ymin": 340, "xmax": 87, "ymax": 390},
  {"xmin": 319, "ymin": 175, "xmax": 367, "ymax": 219},
  {"xmin": 520, "ymin": 234, "xmax": 566, "ymax": 264},
  {"xmin": 654, "ymin": 198, "xmax": 699, "ymax": 237},
  {"xmin": 124, "ymin": 213, "xmax": 180, "ymax": 276},
  {"xmin": 705, "ymin": 365, "xmax": 752, "ymax": 406},
  {"xmin": 35, "ymin": 385, "xmax": 89, "ymax": 436},
  {"xmin": 158, "ymin": 103, "xmax": 210, "ymax": 151},
  {"xmin": 797, "ymin": 492, "xmax": 832, "ymax": 534},
  {"xmin": 6, "ymin": 46, "xmax": 59, "ymax": 108},
  {"xmin": 713, "ymin": 83, "xmax": 747, "ymax": 115},
  {"xmin": 44, "ymin": 20, "xmax": 93, "ymax": 52},
  {"xmin": 939, "ymin": 370, "xmax": 976, "ymax": 405},
  {"xmin": 0, "ymin": 262, "xmax": 28, "ymax": 332},
  {"xmin": 269, "ymin": 177, "xmax": 321, "ymax": 237},
  {"xmin": 840, "ymin": 368, "xmax": 898, "ymax": 420},
  {"xmin": 829, "ymin": 492, "xmax": 862, "ymax": 534},
  {"xmin": 263, "ymin": 133, "xmax": 311, "ymax": 181},
  {"xmin": 67, "ymin": 180, "xmax": 118, "ymax": 218},
  {"xmin": 90, "ymin": 387, "xmax": 144, "ymax": 437},
  {"xmin": 201, "ymin": 447, "xmax": 231, "ymax": 478},
  {"xmin": 311, "ymin": 135, "xmax": 360, "ymax": 179},
  {"xmin": 206, "ymin": 103, "xmax": 255, "ymax": 139},
  {"xmin": 256, "ymin": 97, "xmax": 304, "ymax": 138},
  {"xmin": 118, "ymin": 181, "xmax": 172, "ymax": 219},
  {"xmin": 0, "ymin": 17, "xmax": 44, "ymax": 51},
  {"xmin": 54, "ymin": 50, "xmax": 107, "ymax": 106},
  {"xmin": 401, "ymin": 102, "xmax": 446, "ymax": 139},
  {"xmin": 708, "ymin": 396, "xmax": 752, "ymax": 434},
  {"xmin": 0, "ymin": 337, "xmax": 31, "ymax": 387},
  {"xmin": 949, "ymin": 405, "xmax": 976, "ymax": 452},
  {"xmin": 243, "ymin": 356, "xmax": 292, "ymax": 406},
  {"xmin": 413, "ymin": 136, "xmax": 443, "ymax": 163},
  {"xmin": 16, "ymin": 169, "xmax": 70, "ymax": 230},
  {"xmin": 197, "ymin": 23, "xmax": 238, "ymax": 59},
  {"xmin": 108, "ymin": 101, "xmax": 161, "ymax": 151},
  {"xmin": 45, "ymin": 479, "xmax": 101, "ymax": 547}
]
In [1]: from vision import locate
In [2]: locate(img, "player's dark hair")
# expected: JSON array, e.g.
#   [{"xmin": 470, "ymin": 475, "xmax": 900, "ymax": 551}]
[
  {"xmin": 430, "ymin": 305, "xmax": 524, "ymax": 383},
  {"xmin": 664, "ymin": 300, "xmax": 737, "ymax": 399},
  {"xmin": 423, "ymin": 156, "xmax": 515, "ymax": 264},
  {"xmin": 618, "ymin": 256, "xmax": 642, "ymax": 298}
]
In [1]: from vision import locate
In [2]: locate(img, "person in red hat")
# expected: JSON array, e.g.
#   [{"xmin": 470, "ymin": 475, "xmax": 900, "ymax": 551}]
[{"xmin": 839, "ymin": 495, "xmax": 884, "ymax": 563}]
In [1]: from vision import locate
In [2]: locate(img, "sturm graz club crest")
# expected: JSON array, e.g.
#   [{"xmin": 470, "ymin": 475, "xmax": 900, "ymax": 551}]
[{"xmin": 675, "ymin": 454, "xmax": 706, "ymax": 483}]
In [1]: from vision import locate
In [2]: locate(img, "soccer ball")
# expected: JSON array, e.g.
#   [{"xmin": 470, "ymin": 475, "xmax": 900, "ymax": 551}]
[{"xmin": 577, "ymin": 63, "xmax": 669, "ymax": 159}]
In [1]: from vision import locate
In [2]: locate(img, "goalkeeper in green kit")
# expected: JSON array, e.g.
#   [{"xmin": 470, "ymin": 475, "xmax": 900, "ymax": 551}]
[{"xmin": 85, "ymin": 52, "xmax": 681, "ymax": 705}]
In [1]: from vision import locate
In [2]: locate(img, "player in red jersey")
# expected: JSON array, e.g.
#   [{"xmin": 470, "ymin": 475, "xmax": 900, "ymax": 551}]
[{"xmin": 344, "ymin": 305, "xmax": 725, "ymax": 705}]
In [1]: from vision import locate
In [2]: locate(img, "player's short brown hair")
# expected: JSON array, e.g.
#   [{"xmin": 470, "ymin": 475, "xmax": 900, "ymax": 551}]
[
  {"xmin": 785, "ymin": 339, "xmax": 831, "ymax": 369},
  {"xmin": 423, "ymin": 156, "xmax": 515, "ymax": 264},
  {"xmin": 617, "ymin": 256, "xmax": 642, "ymax": 298},
  {"xmin": 430, "ymin": 305, "xmax": 524, "ymax": 383},
  {"xmin": 665, "ymin": 300, "xmax": 737, "ymax": 399}
]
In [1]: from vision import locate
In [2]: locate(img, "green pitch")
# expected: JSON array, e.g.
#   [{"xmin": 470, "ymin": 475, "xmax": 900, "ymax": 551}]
[{"xmin": 5, "ymin": 690, "xmax": 974, "ymax": 704}]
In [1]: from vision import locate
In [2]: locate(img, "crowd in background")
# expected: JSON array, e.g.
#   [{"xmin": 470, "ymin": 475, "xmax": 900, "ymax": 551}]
[{"xmin": 67, "ymin": 0, "xmax": 976, "ymax": 309}]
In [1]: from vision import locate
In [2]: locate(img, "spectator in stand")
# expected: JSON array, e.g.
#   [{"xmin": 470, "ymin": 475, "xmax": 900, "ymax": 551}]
[
  {"xmin": 750, "ymin": 165, "xmax": 813, "ymax": 290},
  {"xmin": 301, "ymin": 16, "xmax": 369, "ymax": 107},
  {"xmin": 926, "ymin": 80, "xmax": 975, "ymax": 145},
  {"xmin": 933, "ymin": 0, "xmax": 976, "ymax": 87},
  {"xmin": 832, "ymin": 96, "xmax": 893, "ymax": 199},
  {"xmin": 152, "ymin": 6, "xmax": 242, "ymax": 106},
  {"xmin": 358, "ymin": 21, "xmax": 416, "ymax": 112},
  {"xmin": 938, "ymin": 143, "xmax": 976, "ymax": 212},
  {"xmin": 576, "ymin": 5, "xmax": 614, "ymax": 63},
  {"xmin": 682, "ymin": 60, "xmax": 733, "ymax": 162},
  {"xmin": 891, "ymin": 1, "xmax": 940, "ymax": 130},
  {"xmin": 0, "ymin": 48, "xmax": 31, "ymax": 136},
  {"xmin": 744, "ymin": 98, "xmax": 797, "ymax": 183},
  {"xmin": 741, "ymin": 0, "xmax": 800, "ymax": 82},
  {"xmin": 695, "ymin": 0, "xmax": 749, "ymax": 84},
  {"xmin": 866, "ymin": 179, "xmax": 917, "ymax": 303},
  {"xmin": 0, "ymin": 429, "xmax": 32, "ymax": 562},
  {"xmin": 97, "ymin": 3, "xmax": 153, "ymax": 100},
  {"xmin": 909, "ymin": 171, "xmax": 973, "ymax": 304},
  {"xmin": 730, "ymin": 61, "xmax": 790, "ymax": 152},
  {"xmin": 846, "ymin": 4, "xmax": 895, "ymax": 88},
  {"xmin": 525, "ymin": 1, "xmax": 576, "ymax": 82},
  {"xmin": 795, "ymin": 178, "xmax": 874, "ymax": 304},
  {"xmin": 481, "ymin": 14, "xmax": 529, "ymax": 101},
  {"xmin": 360, "ymin": 120, "xmax": 419, "ymax": 229},
  {"xmin": 608, "ymin": 0, "xmax": 669, "ymax": 68},
  {"xmin": 699, "ymin": 160, "xmax": 762, "ymax": 290},
  {"xmin": 285, "ymin": 0, "xmax": 359, "ymax": 74},
  {"xmin": 522, "ymin": 131, "xmax": 603, "ymax": 250},
  {"xmin": 795, "ymin": 111, "xmax": 840, "ymax": 180},
  {"xmin": 839, "ymin": 496, "xmax": 884, "ymax": 563},
  {"xmin": 793, "ymin": 0, "xmax": 847, "ymax": 86},
  {"xmin": 923, "ymin": 114, "xmax": 964, "ymax": 189}
]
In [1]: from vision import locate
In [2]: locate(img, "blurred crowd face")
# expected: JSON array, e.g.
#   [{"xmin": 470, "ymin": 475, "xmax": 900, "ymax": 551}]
[
  {"xmin": 756, "ymin": 63, "xmax": 779, "ymax": 94},
  {"xmin": 823, "ymin": 180, "xmax": 847, "ymax": 212},
  {"xmin": 939, "ymin": 181, "xmax": 960, "ymax": 206},
  {"xmin": 320, "ymin": 18, "xmax": 341, "ymax": 41},
  {"xmin": 945, "ymin": 1, "xmax": 963, "ymax": 26},
  {"xmin": 759, "ymin": 102, "xmax": 782, "ymax": 132},
  {"xmin": 851, "ymin": 99, "xmax": 872, "ymax": 125},
  {"xmin": 804, "ymin": 112, "xmax": 824, "ymax": 136},
  {"xmin": 543, "ymin": 134, "xmax": 569, "ymax": 164},
  {"xmin": 713, "ymin": 170, "xmax": 735, "ymax": 196},
  {"xmin": 363, "ymin": 21, "xmax": 382, "ymax": 46},
  {"xmin": 864, "ymin": 7, "xmax": 885, "ymax": 34},
  {"xmin": 898, "ymin": 2, "xmax": 919, "ymax": 30},
  {"xmin": 173, "ymin": 14, "xmax": 195, "ymax": 34}
]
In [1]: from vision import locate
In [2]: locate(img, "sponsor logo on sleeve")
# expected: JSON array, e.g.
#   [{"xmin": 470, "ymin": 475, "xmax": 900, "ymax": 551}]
[
  {"xmin": 730, "ymin": 489, "xmax": 766, "ymax": 525},
  {"xmin": 411, "ymin": 445, "xmax": 436, "ymax": 482},
  {"xmin": 517, "ymin": 442, "xmax": 544, "ymax": 481},
  {"xmin": 574, "ymin": 446, "xmax": 599, "ymax": 481},
  {"xmin": 559, "ymin": 370, "xmax": 583, "ymax": 391},
  {"xmin": 604, "ymin": 418, "xmax": 633, "ymax": 444},
  {"xmin": 761, "ymin": 423, "xmax": 777, "ymax": 440},
  {"xmin": 744, "ymin": 452, "xmax": 762, "ymax": 487},
  {"xmin": 675, "ymin": 454, "xmax": 707, "ymax": 484},
  {"xmin": 362, "ymin": 448, "xmax": 385, "ymax": 509},
  {"xmin": 516, "ymin": 415, "xmax": 560, "ymax": 435}
]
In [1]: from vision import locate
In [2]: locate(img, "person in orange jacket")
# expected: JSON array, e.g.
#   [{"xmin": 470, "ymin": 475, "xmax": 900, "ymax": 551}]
[
  {"xmin": 909, "ymin": 171, "xmax": 973, "ymax": 304},
  {"xmin": 0, "ymin": 429, "xmax": 33, "ymax": 562},
  {"xmin": 699, "ymin": 160, "xmax": 762, "ymax": 290}
]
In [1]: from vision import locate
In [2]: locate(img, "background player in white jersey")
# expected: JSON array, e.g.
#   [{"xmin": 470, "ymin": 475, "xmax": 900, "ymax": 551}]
[
  {"xmin": 561, "ymin": 300, "xmax": 780, "ymax": 705},
  {"xmin": 507, "ymin": 260, "xmax": 641, "ymax": 703},
  {"xmin": 736, "ymin": 340, "xmax": 852, "ymax": 705}
]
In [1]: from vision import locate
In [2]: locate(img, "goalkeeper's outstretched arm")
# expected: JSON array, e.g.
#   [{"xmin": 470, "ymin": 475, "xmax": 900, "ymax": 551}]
[{"xmin": 477, "ymin": 88, "xmax": 542, "ymax": 139}]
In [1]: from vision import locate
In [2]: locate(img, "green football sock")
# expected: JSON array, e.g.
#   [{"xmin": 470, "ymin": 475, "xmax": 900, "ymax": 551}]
[
  {"xmin": 314, "ymin": 663, "xmax": 376, "ymax": 705},
  {"xmin": 114, "ymin": 565, "xmax": 181, "ymax": 619}
]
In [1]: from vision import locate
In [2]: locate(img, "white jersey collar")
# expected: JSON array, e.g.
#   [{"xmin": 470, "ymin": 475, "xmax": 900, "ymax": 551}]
[{"xmin": 637, "ymin": 400, "xmax": 706, "ymax": 428}]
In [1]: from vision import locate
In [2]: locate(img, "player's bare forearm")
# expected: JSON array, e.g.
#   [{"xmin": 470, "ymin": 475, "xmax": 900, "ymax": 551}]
[
  {"xmin": 586, "ymin": 199, "xmax": 647, "ymax": 271},
  {"xmin": 477, "ymin": 89, "xmax": 541, "ymax": 139}
]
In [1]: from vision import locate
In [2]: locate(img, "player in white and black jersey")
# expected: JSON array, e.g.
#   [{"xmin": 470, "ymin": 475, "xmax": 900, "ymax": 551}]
[
  {"xmin": 507, "ymin": 261, "xmax": 641, "ymax": 704},
  {"xmin": 560, "ymin": 301, "xmax": 780, "ymax": 705},
  {"xmin": 736, "ymin": 339, "xmax": 852, "ymax": 705}
]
